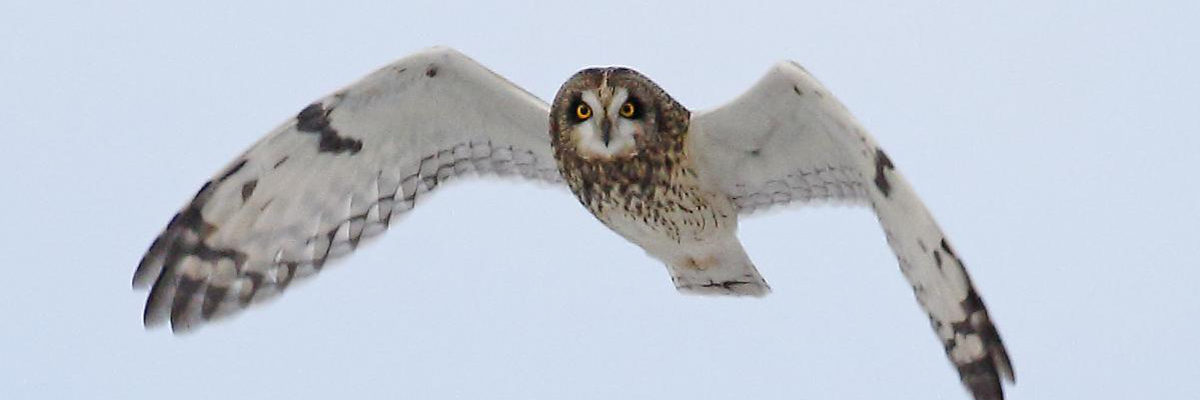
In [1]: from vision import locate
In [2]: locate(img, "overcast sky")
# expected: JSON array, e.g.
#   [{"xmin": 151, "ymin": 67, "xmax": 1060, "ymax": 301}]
[{"xmin": 2, "ymin": 1, "xmax": 1197, "ymax": 399}]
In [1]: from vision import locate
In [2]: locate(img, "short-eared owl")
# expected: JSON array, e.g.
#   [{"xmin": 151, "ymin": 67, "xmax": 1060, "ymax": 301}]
[{"xmin": 135, "ymin": 47, "xmax": 1013, "ymax": 400}]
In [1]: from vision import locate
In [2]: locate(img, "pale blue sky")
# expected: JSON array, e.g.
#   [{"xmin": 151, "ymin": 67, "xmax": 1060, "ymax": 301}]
[{"xmin": 2, "ymin": 1, "xmax": 1197, "ymax": 399}]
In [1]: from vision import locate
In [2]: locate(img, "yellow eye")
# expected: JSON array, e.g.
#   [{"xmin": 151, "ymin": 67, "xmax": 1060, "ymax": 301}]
[
  {"xmin": 575, "ymin": 103, "xmax": 592, "ymax": 120},
  {"xmin": 620, "ymin": 102, "xmax": 636, "ymax": 118}
]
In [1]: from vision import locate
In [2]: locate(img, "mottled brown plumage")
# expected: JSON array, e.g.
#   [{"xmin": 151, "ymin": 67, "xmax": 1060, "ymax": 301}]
[
  {"xmin": 548, "ymin": 67, "xmax": 768, "ymax": 295},
  {"xmin": 551, "ymin": 68, "xmax": 695, "ymax": 236}
]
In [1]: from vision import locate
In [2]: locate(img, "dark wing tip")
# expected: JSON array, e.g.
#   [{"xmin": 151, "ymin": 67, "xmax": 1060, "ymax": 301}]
[
  {"xmin": 954, "ymin": 305, "xmax": 1015, "ymax": 400},
  {"xmin": 133, "ymin": 215, "xmax": 184, "ymax": 289},
  {"xmin": 142, "ymin": 262, "xmax": 175, "ymax": 328},
  {"xmin": 961, "ymin": 366, "xmax": 1005, "ymax": 400},
  {"xmin": 993, "ymin": 335, "xmax": 1016, "ymax": 384}
]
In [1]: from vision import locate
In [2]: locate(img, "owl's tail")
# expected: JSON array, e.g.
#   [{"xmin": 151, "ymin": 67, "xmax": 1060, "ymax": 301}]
[{"xmin": 665, "ymin": 239, "xmax": 769, "ymax": 297}]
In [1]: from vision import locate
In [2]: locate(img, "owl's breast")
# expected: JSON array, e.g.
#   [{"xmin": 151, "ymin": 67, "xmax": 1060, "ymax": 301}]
[{"xmin": 569, "ymin": 165, "xmax": 735, "ymax": 251}]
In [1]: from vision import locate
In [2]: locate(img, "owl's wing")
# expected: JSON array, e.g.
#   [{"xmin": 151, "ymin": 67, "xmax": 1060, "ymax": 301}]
[
  {"xmin": 690, "ymin": 62, "xmax": 1014, "ymax": 400},
  {"xmin": 134, "ymin": 47, "xmax": 561, "ymax": 333}
]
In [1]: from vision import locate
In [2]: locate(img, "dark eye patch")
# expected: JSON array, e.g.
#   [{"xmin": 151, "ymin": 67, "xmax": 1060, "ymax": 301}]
[
  {"xmin": 568, "ymin": 94, "xmax": 587, "ymax": 122},
  {"xmin": 622, "ymin": 96, "xmax": 644, "ymax": 119}
]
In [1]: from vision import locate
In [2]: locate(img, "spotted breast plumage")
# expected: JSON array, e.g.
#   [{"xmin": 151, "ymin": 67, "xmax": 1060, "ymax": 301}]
[{"xmin": 134, "ymin": 47, "xmax": 1014, "ymax": 400}]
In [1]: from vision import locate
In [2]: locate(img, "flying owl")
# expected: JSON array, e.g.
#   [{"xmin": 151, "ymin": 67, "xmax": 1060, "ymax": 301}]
[{"xmin": 134, "ymin": 47, "xmax": 1014, "ymax": 400}]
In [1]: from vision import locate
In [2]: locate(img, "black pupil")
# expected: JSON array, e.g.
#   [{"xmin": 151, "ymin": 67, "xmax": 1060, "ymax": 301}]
[{"xmin": 622, "ymin": 97, "xmax": 642, "ymax": 118}]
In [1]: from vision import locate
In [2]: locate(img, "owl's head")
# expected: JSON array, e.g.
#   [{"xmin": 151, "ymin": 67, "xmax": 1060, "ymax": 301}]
[{"xmin": 550, "ymin": 67, "xmax": 689, "ymax": 161}]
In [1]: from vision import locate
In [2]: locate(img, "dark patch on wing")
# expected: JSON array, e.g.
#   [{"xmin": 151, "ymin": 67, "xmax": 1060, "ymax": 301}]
[
  {"xmin": 138, "ymin": 177, "xmax": 250, "ymax": 328},
  {"xmin": 218, "ymin": 159, "xmax": 247, "ymax": 182},
  {"xmin": 273, "ymin": 156, "xmax": 289, "ymax": 169},
  {"xmin": 940, "ymin": 238, "xmax": 958, "ymax": 258},
  {"xmin": 170, "ymin": 275, "xmax": 205, "ymax": 327},
  {"xmin": 175, "ymin": 183, "xmax": 219, "ymax": 238},
  {"xmin": 873, "ymin": 148, "xmax": 895, "ymax": 197},
  {"xmin": 793, "ymin": 85, "xmax": 803, "ymax": 96},
  {"xmin": 240, "ymin": 179, "xmax": 258, "ymax": 202},
  {"xmin": 296, "ymin": 103, "xmax": 363, "ymax": 154},
  {"xmin": 200, "ymin": 285, "xmax": 228, "ymax": 319},
  {"xmin": 295, "ymin": 103, "xmax": 327, "ymax": 132}
]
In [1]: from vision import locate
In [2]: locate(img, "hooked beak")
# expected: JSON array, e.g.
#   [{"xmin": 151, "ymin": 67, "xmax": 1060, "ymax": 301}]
[
  {"xmin": 597, "ymin": 82, "xmax": 615, "ymax": 147},
  {"xmin": 600, "ymin": 118, "xmax": 612, "ymax": 146}
]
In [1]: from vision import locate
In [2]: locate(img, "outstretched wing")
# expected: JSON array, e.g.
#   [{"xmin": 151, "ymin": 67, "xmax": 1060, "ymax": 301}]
[
  {"xmin": 134, "ymin": 47, "xmax": 561, "ymax": 333},
  {"xmin": 690, "ymin": 62, "xmax": 1014, "ymax": 400}
]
